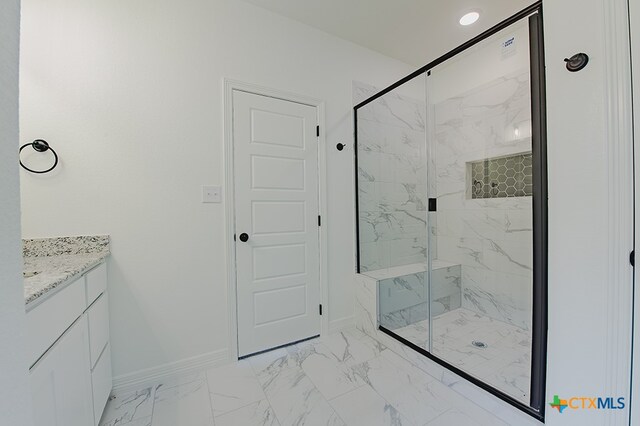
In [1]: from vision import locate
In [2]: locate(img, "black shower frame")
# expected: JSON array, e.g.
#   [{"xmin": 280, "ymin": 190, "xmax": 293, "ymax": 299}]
[{"xmin": 353, "ymin": 2, "xmax": 547, "ymax": 421}]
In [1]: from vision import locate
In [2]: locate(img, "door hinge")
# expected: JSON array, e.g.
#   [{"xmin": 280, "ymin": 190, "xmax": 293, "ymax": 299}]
[
  {"xmin": 318, "ymin": 215, "xmax": 321, "ymax": 226},
  {"xmin": 316, "ymin": 125, "xmax": 320, "ymax": 137},
  {"xmin": 631, "ymin": 250, "xmax": 635, "ymax": 267},
  {"xmin": 428, "ymin": 198, "xmax": 437, "ymax": 212},
  {"xmin": 319, "ymin": 304, "xmax": 323, "ymax": 315}
]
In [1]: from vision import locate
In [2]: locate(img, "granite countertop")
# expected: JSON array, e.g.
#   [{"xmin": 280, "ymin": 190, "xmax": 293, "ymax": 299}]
[{"xmin": 23, "ymin": 235, "xmax": 110, "ymax": 307}]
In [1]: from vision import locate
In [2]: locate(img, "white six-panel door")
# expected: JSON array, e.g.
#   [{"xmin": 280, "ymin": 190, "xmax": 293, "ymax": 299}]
[{"xmin": 233, "ymin": 90, "xmax": 320, "ymax": 357}]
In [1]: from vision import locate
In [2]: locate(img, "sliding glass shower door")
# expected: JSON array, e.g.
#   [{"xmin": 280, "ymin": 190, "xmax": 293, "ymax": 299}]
[
  {"xmin": 355, "ymin": 3, "xmax": 546, "ymax": 420},
  {"xmin": 427, "ymin": 16, "xmax": 534, "ymax": 404}
]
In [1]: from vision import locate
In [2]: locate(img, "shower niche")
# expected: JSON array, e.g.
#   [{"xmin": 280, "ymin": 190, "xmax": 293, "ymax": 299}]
[
  {"xmin": 468, "ymin": 152, "xmax": 533, "ymax": 199},
  {"xmin": 354, "ymin": 2, "xmax": 547, "ymax": 421}
]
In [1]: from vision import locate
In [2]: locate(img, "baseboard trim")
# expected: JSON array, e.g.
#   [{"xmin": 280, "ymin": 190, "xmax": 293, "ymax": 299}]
[
  {"xmin": 329, "ymin": 316, "xmax": 355, "ymax": 334},
  {"xmin": 112, "ymin": 348, "xmax": 230, "ymax": 393}
]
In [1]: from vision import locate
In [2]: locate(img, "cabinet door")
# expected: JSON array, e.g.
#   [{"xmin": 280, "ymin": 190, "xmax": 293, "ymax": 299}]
[{"xmin": 30, "ymin": 316, "xmax": 94, "ymax": 426}]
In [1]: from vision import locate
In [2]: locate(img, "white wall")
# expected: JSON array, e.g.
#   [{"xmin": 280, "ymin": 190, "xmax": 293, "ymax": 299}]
[
  {"xmin": 544, "ymin": 0, "xmax": 633, "ymax": 424},
  {"xmin": 0, "ymin": 0, "xmax": 34, "ymax": 424},
  {"xmin": 19, "ymin": 0, "xmax": 414, "ymax": 378},
  {"xmin": 632, "ymin": 0, "xmax": 640, "ymax": 423}
]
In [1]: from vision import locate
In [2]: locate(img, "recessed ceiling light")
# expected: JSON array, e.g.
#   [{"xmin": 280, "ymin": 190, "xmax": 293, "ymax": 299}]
[{"xmin": 459, "ymin": 12, "xmax": 480, "ymax": 26}]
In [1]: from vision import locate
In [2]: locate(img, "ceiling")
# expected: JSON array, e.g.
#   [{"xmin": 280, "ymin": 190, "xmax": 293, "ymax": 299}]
[{"xmin": 241, "ymin": 0, "xmax": 534, "ymax": 66}]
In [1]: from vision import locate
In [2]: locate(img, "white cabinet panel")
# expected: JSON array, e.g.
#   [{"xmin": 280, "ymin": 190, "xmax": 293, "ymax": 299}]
[
  {"xmin": 27, "ymin": 276, "xmax": 86, "ymax": 367},
  {"xmin": 88, "ymin": 292, "xmax": 110, "ymax": 369},
  {"xmin": 91, "ymin": 344, "xmax": 112, "ymax": 426},
  {"xmin": 86, "ymin": 262, "xmax": 107, "ymax": 305},
  {"xmin": 30, "ymin": 316, "xmax": 94, "ymax": 426}
]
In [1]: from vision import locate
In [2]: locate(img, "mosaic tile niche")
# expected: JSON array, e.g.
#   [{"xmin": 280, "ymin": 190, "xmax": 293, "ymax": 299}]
[{"xmin": 468, "ymin": 152, "xmax": 532, "ymax": 199}]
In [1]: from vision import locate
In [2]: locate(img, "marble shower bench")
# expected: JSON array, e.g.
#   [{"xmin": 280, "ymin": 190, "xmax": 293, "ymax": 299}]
[{"xmin": 358, "ymin": 261, "xmax": 462, "ymax": 331}]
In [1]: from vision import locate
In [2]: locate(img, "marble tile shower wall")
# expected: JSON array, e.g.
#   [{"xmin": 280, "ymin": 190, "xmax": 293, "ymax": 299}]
[
  {"xmin": 433, "ymin": 70, "xmax": 533, "ymax": 330},
  {"xmin": 354, "ymin": 81, "xmax": 428, "ymax": 272}
]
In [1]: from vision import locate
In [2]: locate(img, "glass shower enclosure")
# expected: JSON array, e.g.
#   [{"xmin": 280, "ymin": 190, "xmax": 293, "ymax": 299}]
[{"xmin": 354, "ymin": 3, "xmax": 547, "ymax": 420}]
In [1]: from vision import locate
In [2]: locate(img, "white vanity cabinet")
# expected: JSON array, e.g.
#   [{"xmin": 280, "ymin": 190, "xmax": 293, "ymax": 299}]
[{"xmin": 28, "ymin": 262, "xmax": 112, "ymax": 426}]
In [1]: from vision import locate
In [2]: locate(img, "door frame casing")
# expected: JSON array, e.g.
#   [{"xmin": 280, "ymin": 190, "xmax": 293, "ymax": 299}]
[{"xmin": 223, "ymin": 79, "xmax": 328, "ymax": 361}]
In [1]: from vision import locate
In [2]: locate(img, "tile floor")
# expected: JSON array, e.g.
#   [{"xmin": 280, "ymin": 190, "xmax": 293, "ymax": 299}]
[
  {"xmin": 391, "ymin": 309, "xmax": 532, "ymax": 403},
  {"xmin": 99, "ymin": 327, "xmax": 510, "ymax": 426}
]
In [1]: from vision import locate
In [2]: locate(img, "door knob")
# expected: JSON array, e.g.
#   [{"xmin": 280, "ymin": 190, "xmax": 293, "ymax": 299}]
[{"xmin": 239, "ymin": 233, "xmax": 249, "ymax": 242}]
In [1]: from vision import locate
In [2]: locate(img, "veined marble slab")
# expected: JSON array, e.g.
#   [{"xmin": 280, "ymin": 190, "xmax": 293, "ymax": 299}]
[
  {"xmin": 23, "ymin": 235, "xmax": 110, "ymax": 306},
  {"xmin": 361, "ymin": 260, "xmax": 458, "ymax": 281},
  {"xmin": 433, "ymin": 70, "xmax": 534, "ymax": 328},
  {"xmin": 355, "ymin": 80, "xmax": 429, "ymax": 273}
]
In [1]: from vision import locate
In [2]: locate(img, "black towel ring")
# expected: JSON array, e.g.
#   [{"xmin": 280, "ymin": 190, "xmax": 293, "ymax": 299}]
[{"xmin": 19, "ymin": 139, "xmax": 59, "ymax": 174}]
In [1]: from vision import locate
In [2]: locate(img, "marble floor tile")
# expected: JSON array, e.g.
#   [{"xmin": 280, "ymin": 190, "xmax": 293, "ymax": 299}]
[
  {"xmin": 424, "ymin": 409, "xmax": 481, "ymax": 426},
  {"xmin": 431, "ymin": 379, "xmax": 510, "ymax": 426},
  {"xmin": 99, "ymin": 386, "xmax": 155, "ymax": 426},
  {"xmin": 318, "ymin": 329, "xmax": 386, "ymax": 367},
  {"xmin": 329, "ymin": 384, "xmax": 410, "ymax": 426},
  {"xmin": 152, "ymin": 379, "xmax": 214, "ymax": 426},
  {"xmin": 101, "ymin": 326, "xmax": 511, "ymax": 426},
  {"xmin": 350, "ymin": 349, "xmax": 446, "ymax": 425},
  {"xmin": 215, "ymin": 399, "xmax": 280, "ymax": 426},
  {"xmin": 352, "ymin": 348, "xmax": 435, "ymax": 394},
  {"xmin": 122, "ymin": 417, "xmax": 152, "ymax": 426},
  {"xmin": 248, "ymin": 346, "xmax": 302, "ymax": 388},
  {"xmin": 380, "ymin": 347, "xmax": 438, "ymax": 384},
  {"xmin": 381, "ymin": 376, "xmax": 457, "ymax": 425},
  {"xmin": 297, "ymin": 342, "xmax": 365, "ymax": 400},
  {"xmin": 476, "ymin": 354, "xmax": 531, "ymax": 402},
  {"xmin": 260, "ymin": 365, "xmax": 345, "ymax": 426},
  {"xmin": 206, "ymin": 360, "xmax": 266, "ymax": 416}
]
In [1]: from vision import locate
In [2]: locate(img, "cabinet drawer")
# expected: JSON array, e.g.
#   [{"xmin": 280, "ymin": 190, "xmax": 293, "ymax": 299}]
[
  {"xmin": 91, "ymin": 343, "xmax": 112, "ymax": 426},
  {"xmin": 27, "ymin": 277, "xmax": 86, "ymax": 368},
  {"xmin": 86, "ymin": 262, "xmax": 107, "ymax": 305},
  {"xmin": 88, "ymin": 292, "xmax": 110, "ymax": 369}
]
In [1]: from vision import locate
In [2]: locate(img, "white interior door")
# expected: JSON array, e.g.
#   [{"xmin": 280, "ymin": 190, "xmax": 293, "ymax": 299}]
[{"xmin": 233, "ymin": 90, "xmax": 321, "ymax": 358}]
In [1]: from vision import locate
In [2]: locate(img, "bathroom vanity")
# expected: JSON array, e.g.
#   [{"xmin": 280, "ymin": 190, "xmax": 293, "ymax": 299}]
[{"xmin": 24, "ymin": 236, "xmax": 111, "ymax": 426}]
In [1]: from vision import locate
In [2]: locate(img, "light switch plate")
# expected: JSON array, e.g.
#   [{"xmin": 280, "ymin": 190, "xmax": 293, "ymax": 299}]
[{"xmin": 202, "ymin": 185, "xmax": 222, "ymax": 203}]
